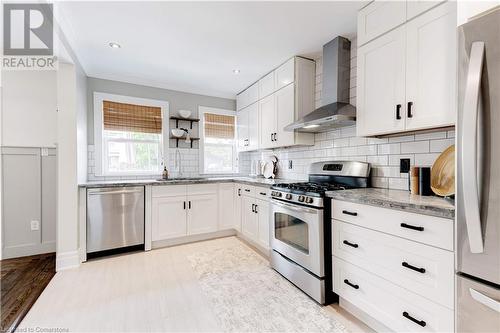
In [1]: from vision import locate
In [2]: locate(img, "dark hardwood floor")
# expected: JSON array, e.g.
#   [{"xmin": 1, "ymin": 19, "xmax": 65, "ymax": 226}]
[{"xmin": 1, "ymin": 253, "xmax": 56, "ymax": 333}]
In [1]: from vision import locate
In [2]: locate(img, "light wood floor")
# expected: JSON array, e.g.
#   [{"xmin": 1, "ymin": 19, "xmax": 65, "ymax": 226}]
[{"xmin": 19, "ymin": 237, "xmax": 372, "ymax": 332}]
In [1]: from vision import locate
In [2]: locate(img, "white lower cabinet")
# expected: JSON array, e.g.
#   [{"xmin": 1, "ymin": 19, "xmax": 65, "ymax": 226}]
[
  {"xmin": 256, "ymin": 198, "xmax": 270, "ymax": 250},
  {"xmin": 334, "ymin": 257, "xmax": 454, "ymax": 333},
  {"xmin": 332, "ymin": 200, "xmax": 454, "ymax": 332},
  {"xmin": 152, "ymin": 184, "xmax": 218, "ymax": 241},
  {"xmin": 239, "ymin": 186, "xmax": 271, "ymax": 251},
  {"xmin": 218, "ymin": 183, "xmax": 236, "ymax": 230},
  {"xmin": 241, "ymin": 195, "xmax": 258, "ymax": 241}
]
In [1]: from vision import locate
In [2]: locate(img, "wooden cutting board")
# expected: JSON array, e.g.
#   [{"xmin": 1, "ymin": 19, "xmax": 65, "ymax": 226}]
[{"xmin": 431, "ymin": 145, "xmax": 455, "ymax": 197}]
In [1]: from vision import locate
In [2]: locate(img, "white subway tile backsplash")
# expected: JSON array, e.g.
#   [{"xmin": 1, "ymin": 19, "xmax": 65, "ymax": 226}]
[
  {"xmin": 430, "ymin": 138, "xmax": 454, "ymax": 153},
  {"xmin": 389, "ymin": 135, "xmax": 415, "ymax": 143},
  {"xmin": 378, "ymin": 143, "xmax": 401, "ymax": 155},
  {"xmin": 415, "ymin": 131, "xmax": 447, "ymax": 140},
  {"xmin": 415, "ymin": 153, "xmax": 441, "ymax": 166},
  {"xmin": 367, "ymin": 155, "xmax": 388, "ymax": 166},
  {"xmin": 389, "ymin": 178, "xmax": 409, "ymax": 191},
  {"xmin": 401, "ymin": 141, "xmax": 430, "ymax": 154}
]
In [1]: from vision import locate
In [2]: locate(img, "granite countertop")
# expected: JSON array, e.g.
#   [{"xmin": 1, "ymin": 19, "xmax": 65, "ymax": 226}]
[
  {"xmin": 79, "ymin": 176, "xmax": 293, "ymax": 189},
  {"xmin": 326, "ymin": 188, "xmax": 455, "ymax": 219}
]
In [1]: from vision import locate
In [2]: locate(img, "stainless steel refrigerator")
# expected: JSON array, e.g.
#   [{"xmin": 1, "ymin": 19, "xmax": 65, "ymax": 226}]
[{"xmin": 457, "ymin": 7, "xmax": 500, "ymax": 333}]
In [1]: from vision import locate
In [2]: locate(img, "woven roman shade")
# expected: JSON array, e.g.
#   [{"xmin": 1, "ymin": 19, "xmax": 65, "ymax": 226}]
[
  {"xmin": 204, "ymin": 113, "xmax": 235, "ymax": 139},
  {"xmin": 103, "ymin": 100, "xmax": 162, "ymax": 134}
]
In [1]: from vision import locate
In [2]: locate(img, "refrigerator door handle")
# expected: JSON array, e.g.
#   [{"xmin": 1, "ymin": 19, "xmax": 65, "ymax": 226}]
[
  {"xmin": 469, "ymin": 288, "xmax": 500, "ymax": 313},
  {"xmin": 461, "ymin": 41, "xmax": 485, "ymax": 253}
]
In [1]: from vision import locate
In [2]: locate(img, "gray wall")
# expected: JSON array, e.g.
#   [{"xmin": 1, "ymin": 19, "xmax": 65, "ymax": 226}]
[{"xmin": 86, "ymin": 77, "xmax": 236, "ymax": 145}]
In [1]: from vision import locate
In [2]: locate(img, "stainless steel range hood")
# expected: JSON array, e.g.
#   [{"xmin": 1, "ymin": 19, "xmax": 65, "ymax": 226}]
[{"xmin": 285, "ymin": 37, "xmax": 356, "ymax": 133}]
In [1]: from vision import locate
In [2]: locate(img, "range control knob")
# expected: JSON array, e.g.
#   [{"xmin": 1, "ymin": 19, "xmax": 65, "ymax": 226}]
[
  {"xmin": 305, "ymin": 197, "xmax": 314, "ymax": 204},
  {"xmin": 276, "ymin": 192, "xmax": 282, "ymax": 197},
  {"xmin": 286, "ymin": 194, "xmax": 292, "ymax": 200},
  {"xmin": 271, "ymin": 191, "xmax": 277, "ymax": 197},
  {"xmin": 298, "ymin": 195, "xmax": 305, "ymax": 202}
]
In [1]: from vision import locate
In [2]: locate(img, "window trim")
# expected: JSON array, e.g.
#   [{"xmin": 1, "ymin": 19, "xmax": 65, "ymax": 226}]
[
  {"xmin": 93, "ymin": 92, "xmax": 169, "ymax": 176},
  {"xmin": 198, "ymin": 106, "xmax": 238, "ymax": 175}
]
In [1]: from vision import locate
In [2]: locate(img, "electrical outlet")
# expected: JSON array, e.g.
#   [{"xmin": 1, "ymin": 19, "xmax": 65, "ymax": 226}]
[
  {"xmin": 30, "ymin": 220, "xmax": 40, "ymax": 231},
  {"xmin": 288, "ymin": 160, "xmax": 293, "ymax": 169},
  {"xmin": 400, "ymin": 158, "xmax": 411, "ymax": 173}
]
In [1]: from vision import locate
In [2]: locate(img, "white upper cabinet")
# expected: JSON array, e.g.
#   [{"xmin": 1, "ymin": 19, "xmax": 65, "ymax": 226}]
[
  {"xmin": 275, "ymin": 58, "xmax": 295, "ymax": 90},
  {"xmin": 357, "ymin": 1, "xmax": 406, "ymax": 46},
  {"xmin": 405, "ymin": 2, "xmax": 456, "ymax": 131},
  {"xmin": 357, "ymin": 1, "xmax": 456, "ymax": 137},
  {"xmin": 407, "ymin": 0, "xmax": 444, "ymax": 20},
  {"xmin": 236, "ymin": 83, "xmax": 259, "ymax": 111},
  {"xmin": 357, "ymin": 26, "xmax": 406, "ymax": 137},
  {"xmin": 258, "ymin": 71, "xmax": 276, "ymax": 99},
  {"xmin": 259, "ymin": 94, "xmax": 277, "ymax": 149},
  {"xmin": 237, "ymin": 57, "xmax": 315, "ymax": 151}
]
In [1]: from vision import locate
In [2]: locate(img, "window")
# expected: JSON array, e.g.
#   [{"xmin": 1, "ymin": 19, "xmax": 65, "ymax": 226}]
[
  {"xmin": 199, "ymin": 107, "xmax": 237, "ymax": 174},
  {"xmin": 94, "ymin": 93, "xmax": 168, "ymax": 176}
]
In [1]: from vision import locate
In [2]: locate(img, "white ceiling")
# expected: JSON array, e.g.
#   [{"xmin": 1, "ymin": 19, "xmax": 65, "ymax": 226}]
[{"xmin": 57, "ymin": 1, "xmax": 361, "ymax": 99}]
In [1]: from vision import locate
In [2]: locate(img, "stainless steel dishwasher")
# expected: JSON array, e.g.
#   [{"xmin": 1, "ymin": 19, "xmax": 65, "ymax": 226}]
[{"xmin": 87, "ymin": 186, "xmax": 144, "ymax": 256}]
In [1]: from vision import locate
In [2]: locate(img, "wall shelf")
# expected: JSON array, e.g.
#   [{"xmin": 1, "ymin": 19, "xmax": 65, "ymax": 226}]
[
  {"xmin": 169, "ymin": 136, "xmax": 200, "ymax": 149},
  {"xmin": 170, "ymin": 117, "xmax": 200, "ymax": 129}
]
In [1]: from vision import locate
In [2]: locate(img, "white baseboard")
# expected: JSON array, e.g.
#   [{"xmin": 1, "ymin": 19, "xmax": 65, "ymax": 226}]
[
  {"xmin": 339, "ymin": 297, "xmax": 390, "ymax": 332},
  {"xmin": 2, "ymin": 242, "xmax": 56, "ymax": 259},
  {"xmin": 152, "ymin": 229, "xmax": 237, "ymax": 249},
  {"xmin": 56, "ymin": 250, "xmax": 80, "ymax": 271}
]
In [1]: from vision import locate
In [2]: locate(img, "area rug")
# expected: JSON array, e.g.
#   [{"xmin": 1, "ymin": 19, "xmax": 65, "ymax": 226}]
[{"xmin": 187, "ymin": 238, "xmax": 349, "ymax": 332}]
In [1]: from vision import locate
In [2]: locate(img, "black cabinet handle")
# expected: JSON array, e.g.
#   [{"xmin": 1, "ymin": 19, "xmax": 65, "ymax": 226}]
[
  {"xmin": 245, "ymin": 189, "xmax": 250, "ymax": 192},
  {"xmin": 407, "ymin": 101, "xmax": 413, "ymax": 118},
  {"xmin": 238, "ymin": 189, "xmax": 241, "ymax": 196},
  {"xmin": 402, "ymin": 262, "xmax": 426, "ymax": 274},
  {"xmin": 184, "ymin": 201, "xmax": 186, "ymax": 210},
  {"xmin": 343, "ymin": 240, "xmax": 359, "ymax": 248},
  {"xmin": 255, "ymin": 204, "xmax": 258, "ymax": 214},
  {"xmin": 251, "ymin": 204, "xmax": 255, "ymax": 213},
  {"xmin": 342, "ymin": 210, "xmax": 358, "ymax": 217},
  {"xmin": 343, "ymin": 279, "xmax": 359, "ymax": 289},
  {"xmin": 396, "ymin": 104, "xmax": 402, "ymax": 120},
  {"xmin": 188, "ymin": 201, "xmax": 191, "ymax": 209},
  {"xmin": 259, "ymin": 192, "xmax": 266, "ymax": 196},
  {"xmin": 273, "ymin": 133, "xmax": 277, "ymax": 141},
  {"xmin": 400, "ymin": 223, "xmax": 424, "ymax": 232},
  {"xmin": 402, "ymin": 311, "xmax": 426, "ymax": 327}
]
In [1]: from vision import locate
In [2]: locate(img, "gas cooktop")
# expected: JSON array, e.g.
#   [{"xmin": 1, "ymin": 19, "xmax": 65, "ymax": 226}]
[{"xmin": 271, "ymin": 182, "xmax": 349, "ymax": 197}]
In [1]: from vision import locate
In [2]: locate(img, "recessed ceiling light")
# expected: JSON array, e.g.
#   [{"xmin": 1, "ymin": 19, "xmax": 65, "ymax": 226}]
[
  {"xmin": 109, "ymin": 42, "xmax": 121, "ymax": 49},
  {"xmin": 233, "ymin": 69, "xmax": 240, "ymax": 74}
]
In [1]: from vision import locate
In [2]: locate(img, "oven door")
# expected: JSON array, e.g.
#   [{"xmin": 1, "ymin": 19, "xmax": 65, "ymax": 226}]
[{"xmin": 270, "ymin": 199, "xmax": 324, "ymax": 277}]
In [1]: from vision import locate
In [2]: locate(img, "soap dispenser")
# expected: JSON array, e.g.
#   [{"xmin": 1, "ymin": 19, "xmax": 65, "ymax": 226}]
[{"xmin": 162, "ymin": 166, "xmax": 169, "ymax": 180}]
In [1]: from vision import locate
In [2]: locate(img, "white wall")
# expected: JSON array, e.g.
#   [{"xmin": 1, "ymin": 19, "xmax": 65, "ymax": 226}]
[
  {"xmin": 1, "ymin": 71, "xmax": 58, "ymax": 147},
  {"xmin": 457, "ymin": 0, "xmax": 500, "ymax": 25},
  {"xmin": 76, "ymin": 66, "xmax": 88, "ymax": 184}
]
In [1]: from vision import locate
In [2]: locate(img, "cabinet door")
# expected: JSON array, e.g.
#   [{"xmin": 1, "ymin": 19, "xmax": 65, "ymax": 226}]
[
  {"xmin": 259, "ymin": 71, "xmax": 276, "ymax": 99},
  {"xmin": 236, "ymin": 91, "xmax": 244, "ymax": 111},
  {"xmin": 234, "ymin": 185, "xmax": 243, "ymax": 232},
  {"xmin": 357, "ymin": 25, "xmax": 406, "ymax": 136},
  {"xmin": 259, "ymin": 94, "xmax": 276, "ymax": 149},
  {"xmin": 246, "ymin": 83, "xmax": 259, "ymax": 107},
  {"xmin": 275, "ymin": 83, "xmax": 295, "ymax": 147},
  {"xmin": 218, "ymin": 183, "xmax": 235, "ymax": 230},
  {"xmin": 152, "ymin": 196, "xmax": 187, "ymax": 241},
  {"xmin": 187, "ymin": 193, "xmax": 218, "ymax": 235},
  {"xmin": 407, "ymin": 1, "xmax": 444, "ymax": 20},
  {"xmin": 275, "ymin": 58, "xmax": 295, "ymax": 90},
  {"xmin": 241, "ymin": 196, "xmax": 258, "ymax": 241},
  {"xmin": 357, "ymin": 1, "xmax": 406, "ymax": 46},
  {"xmin": 256, "ymin": 199, "xmax": 270, "ymax": 250},
  {"xmin": 247, "ymin": 102, "xmax": 260, "ymax": 151},
  {"xmin": 405, "ymin": 2, "xmax": 456, "ymax": 131},
  {"xmin": 237, "ymin": 107, "xmax": 249, "ymax": 151}
]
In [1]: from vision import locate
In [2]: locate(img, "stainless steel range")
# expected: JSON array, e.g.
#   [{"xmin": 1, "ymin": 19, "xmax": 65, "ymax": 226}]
[{"xmin": 270, "ymin": 161, "xmax": 370, "ymax": 305}]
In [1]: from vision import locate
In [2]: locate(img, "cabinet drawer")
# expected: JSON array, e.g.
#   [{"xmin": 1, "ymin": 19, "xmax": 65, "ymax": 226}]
[
  {"xmin": 259, "ymin": 71, "xmax": 276, "ymax": 98},
  {"xmin": 357, "ymin": 1, "xmax": 407, "ymax": 46},
  {"xmin": 241, "ymin": 185, "xmax": 255, "ymax": 197},
  {"xmin": 333, "ymin": 257, "xmax": 454, "ymax": 333},
  {"xmin": 332, "ymin": 200, "xmax": 453, "ymax": 251},
  {"xmin": 187, "ymin": 184, "xmax": 218, "ymax": 195},
  {"xmin": 152, "ymin": 185, "xmax": 186, "ymax": 198},
  {"xmin": 255, "ymin": 187, "xmax": 270, "ymax": 201},
  {"xmin": 275, "ymin": 58, "xmax": 295, "ymax": 90},
  {"xmin": 333, "ymin": 220, "xmax": 454, "ymax": 308}
]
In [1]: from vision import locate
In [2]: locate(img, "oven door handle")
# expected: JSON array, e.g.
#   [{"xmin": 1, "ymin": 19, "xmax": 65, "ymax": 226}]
[{"xmin": 272, "ymin": 200, "xmax": 319, "ymax": 214}]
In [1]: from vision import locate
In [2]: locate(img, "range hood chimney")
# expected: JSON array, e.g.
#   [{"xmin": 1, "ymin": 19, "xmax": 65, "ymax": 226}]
[{"xmin": 285, "ymin": 36, "xmax": 356, "ymax": 132}]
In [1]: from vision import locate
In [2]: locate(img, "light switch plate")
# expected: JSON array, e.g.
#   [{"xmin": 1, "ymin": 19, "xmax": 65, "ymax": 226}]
[{"xmin": 30, "ymin": 220, "xmax": 40, "ymax": 231}]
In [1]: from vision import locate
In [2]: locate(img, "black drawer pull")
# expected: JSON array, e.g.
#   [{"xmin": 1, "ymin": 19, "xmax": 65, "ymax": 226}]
[
  {"xmin": 402, "ymin": 262, "xmax": 426, "ymax": 274},
  {"xmin": 396, "ymin": 104, "xmax": 402, "ymax": 120},
  {"xmin": 343, "ymin": 279, "xmax": 359, "ymax": 289},
  {"xmin": 245, "ymin": 189, "xmax": 251, "ymax": 192},
  {"xmin": 251, "ymin": 204, "xmax": 255, "ymax": 213},
  {"xmin": 400, "ymin": 223, "xmax": 424, "ymax": 231},
  {"xmin": 407, "ymin": 101, "xmax": 414, "ymax": 118},
  {"xmin": 403, "ymin": 311, "xmax": 426, "ymax": 327},
  {"xmin": 259, "ymin": 192, "xmax": 266, "ymax": 196},
  {"xmin": 183, "ymin": 201, "xmax": 186, "ymax": 210},
  {"xmin": 343, "ymin": 240, "xmax": 359, "ymax": 248},
  {"xmin": 342, "ymin": 210, "xmax": 358, "ymax": 217}
]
